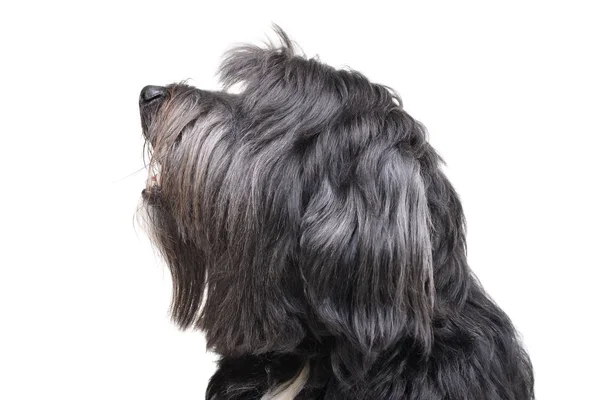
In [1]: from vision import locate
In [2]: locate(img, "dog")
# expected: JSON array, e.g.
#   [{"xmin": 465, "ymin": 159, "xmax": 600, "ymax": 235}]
[{"xmin": 138, "ymin": 27, "xmax": 534, "ymax": 399}]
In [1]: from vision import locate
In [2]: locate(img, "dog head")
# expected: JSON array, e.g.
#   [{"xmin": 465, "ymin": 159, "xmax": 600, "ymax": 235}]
[{"xmin": 139, "ymin": 28, "xmax": 441, "ymax": 360}]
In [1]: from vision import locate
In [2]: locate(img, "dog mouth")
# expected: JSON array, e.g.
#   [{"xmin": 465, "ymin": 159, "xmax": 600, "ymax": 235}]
[
  {"xmin": 148, "ymin": 172, "xmax": 161, "ymax": 187},
  {"xmin": 142, "ymin": 161, "xmax": 162, "ymax": 201}
]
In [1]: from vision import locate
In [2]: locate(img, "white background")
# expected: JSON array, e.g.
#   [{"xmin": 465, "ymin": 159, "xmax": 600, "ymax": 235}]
[{"xmin": 1, "ymin": 1, "xmax": 598, "ymax": 399}]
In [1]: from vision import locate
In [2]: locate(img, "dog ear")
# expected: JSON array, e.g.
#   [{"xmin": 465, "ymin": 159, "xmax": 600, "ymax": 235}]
[{"xmin": 299, "ymin": 109, "xmax": 435, "ymax": 357}]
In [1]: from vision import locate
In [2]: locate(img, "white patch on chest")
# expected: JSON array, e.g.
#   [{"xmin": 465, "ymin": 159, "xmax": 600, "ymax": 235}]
[{"xmin": 261, "ymin": 363, "xmax": 309, "ymax": 400}]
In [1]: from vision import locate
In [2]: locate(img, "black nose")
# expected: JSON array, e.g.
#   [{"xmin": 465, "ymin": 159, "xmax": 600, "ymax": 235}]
[{"xmin": 140, "ymin": 85, "xmax": 167, "ymax": 103}]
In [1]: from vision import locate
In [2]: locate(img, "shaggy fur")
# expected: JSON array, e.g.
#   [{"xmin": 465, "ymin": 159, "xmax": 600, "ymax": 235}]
[{"xmin": 138, "ymin": 27, "xmax": 534, "ymax": 399}]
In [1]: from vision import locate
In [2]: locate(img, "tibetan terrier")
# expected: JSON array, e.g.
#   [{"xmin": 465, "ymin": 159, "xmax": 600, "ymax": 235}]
[{"xmin": 138, "ymin": 28, "xmax": 534, "ymax": 399}]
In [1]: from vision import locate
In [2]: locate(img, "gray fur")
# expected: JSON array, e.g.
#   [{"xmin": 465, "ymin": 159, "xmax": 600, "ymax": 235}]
[{"xmin": 138, "ymin": 27, "xmax": 534, "ymax": 399}]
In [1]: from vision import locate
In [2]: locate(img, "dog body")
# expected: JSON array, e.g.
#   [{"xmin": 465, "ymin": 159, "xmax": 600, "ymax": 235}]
[{"xmin": 139, "ymin": 29, "xmax": 534, "ymax": 399}]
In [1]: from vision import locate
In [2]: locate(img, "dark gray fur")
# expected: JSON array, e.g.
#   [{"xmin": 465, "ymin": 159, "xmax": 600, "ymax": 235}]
[{"xmin": 138, "ymin": 27, "xmax": 534, "ymax": 399}]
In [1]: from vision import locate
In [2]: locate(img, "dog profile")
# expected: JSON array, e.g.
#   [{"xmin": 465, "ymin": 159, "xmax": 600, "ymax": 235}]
[{"xmin": 138, "ymin": 27, "xmax": 534, "ymax": 399}]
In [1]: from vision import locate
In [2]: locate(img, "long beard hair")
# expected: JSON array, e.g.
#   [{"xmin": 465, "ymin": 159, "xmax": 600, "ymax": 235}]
[{"xmin": 139, "ymin": 27, "xmax": 534, "ymax": 400}]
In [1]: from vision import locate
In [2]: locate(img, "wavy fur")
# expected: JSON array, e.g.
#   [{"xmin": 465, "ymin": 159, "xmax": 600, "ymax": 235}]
[{"xmin": 138, "ymin": 27, "xmax": 534, "ymax": 399}]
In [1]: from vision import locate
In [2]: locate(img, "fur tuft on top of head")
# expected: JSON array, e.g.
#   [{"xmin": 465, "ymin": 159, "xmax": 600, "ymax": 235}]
[
  {"xmin": 138, "ymin": 26, "xmax": 534, "ymax": 399},
  {"xmin": 218, "ymin": 25, "xmax": 299, "ymax": 90}
]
